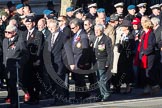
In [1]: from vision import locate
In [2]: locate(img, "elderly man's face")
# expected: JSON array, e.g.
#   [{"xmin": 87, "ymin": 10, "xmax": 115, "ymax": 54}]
[
  {"xmin": 37, "ymin": 20, "xmax": 46, "ymax": 31},
  {"xmin": 70, "ymin": 23, "xmax": 79, "ymax": 34},
  {"xmin": 48, "ymin": 23, "xmax": 58, "ymax": 33},
  {"xmin": 25, "ymin": 21, "xmax": 35, "ymax": 30},
  {"xmin": 94, "ymin": 27, "xmax": 102, "ymax": 36},
  {"xmin": 5, "ymin": 30, "xmax": 15, "ymax": 38}
]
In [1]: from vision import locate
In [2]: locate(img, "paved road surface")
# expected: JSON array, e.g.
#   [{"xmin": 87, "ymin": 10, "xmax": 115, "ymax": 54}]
[{"xmin": 0, "ymin": 88, "xmax": 162, "ymax": 108}]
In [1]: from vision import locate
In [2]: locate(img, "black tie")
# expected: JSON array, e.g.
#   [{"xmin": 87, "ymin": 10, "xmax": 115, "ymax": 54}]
[{"xmin": 27, "ymin": 31, "xmax": 31, "ymax": 40}]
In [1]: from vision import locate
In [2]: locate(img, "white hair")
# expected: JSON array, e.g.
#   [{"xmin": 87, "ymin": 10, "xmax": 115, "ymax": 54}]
[
  {"xmin": 151, "ymin": 17, "xmax": 160, "ymax": 25},
  {"xmin": 94, "ymin": 24, "xmax": 105, "ymax": 32}
]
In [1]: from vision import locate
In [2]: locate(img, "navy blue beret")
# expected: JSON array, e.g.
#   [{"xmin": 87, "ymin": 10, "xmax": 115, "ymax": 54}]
[
  {"xmin": 97, "ymin": 8, "xmax": 105, "ymax": 13},
  {"xmin": 127, "ymin": 5, "xmax": 136, "ymax": 10},
  {"xmin": 16, "ymin": 4, "xmax": 23, "ymax": 9}
]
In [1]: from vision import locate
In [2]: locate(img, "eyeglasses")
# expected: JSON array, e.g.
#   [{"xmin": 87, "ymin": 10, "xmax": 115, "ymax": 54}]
[
  {"xmin": 71, "ymin": 27, "xmax": 76, "ymax": 30},
  {"xmin": 58, "ymin": 20, "xmax": 63, "ymax": 22},
  {"xmin": 5, "ymin": 31, "xmax": 13, "ymax": 34}
]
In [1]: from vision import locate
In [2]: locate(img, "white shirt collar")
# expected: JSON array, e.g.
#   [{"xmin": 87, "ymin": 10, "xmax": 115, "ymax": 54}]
[
  {"xmin": 10, "ymin": 36, "xmax": 15, "ymax": 41},
  {"xmin": 60, "ymin": 25, "xmax": 66, "ymax": 31},
  {"xmin": 76, "ymin": 29, "xmax": 82, "ymax": 36},
  {"xmin": 28, "ymin": 27, "xmax": 35, "ymax": 33},
  {"xmin": 97, "ymin": 35, "xmax": 103, "ymax": 41}
]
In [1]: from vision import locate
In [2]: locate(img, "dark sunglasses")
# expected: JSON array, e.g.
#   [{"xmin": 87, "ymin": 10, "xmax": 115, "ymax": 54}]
[
  {"xmin": 71, "ymin": 27, "xmax": 76, "ymax": 30},
  {"xmin": 58, "ymin": 20, "xmax": 63, "ymax": 22},
  {"xmin": 5, "ymin": 31, "xmax": 13, "ymax": 34}
]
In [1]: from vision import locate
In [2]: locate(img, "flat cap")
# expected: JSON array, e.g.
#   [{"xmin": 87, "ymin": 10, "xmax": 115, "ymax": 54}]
[
  {"xmin": 131, "ymin": 18, "xmax": 140, "ymax": 25},
  {"xmin": 150, "ymin": 4, "xmax": 160, "ymax": 10},
  {"xmin": 97, "ymin": 8, "xmax": 105, "ymax": 13},
  {"xmin": 66, "ymin": 7, "xmax": 74, "ymax": 12},
  {"xmin": 88, "ymin": 3, "xmax": 97, "ymax": 8},
  {"xmin": 110, "ymin": 14, "xmax": 119, "ymax": 21},
  {"xmin": 137, "ymin": 3, "xmax": 147, "ymax": 8},
  {"xmin": 127, "ymin": 5, "xmax": 136, "ymax": 10},
  {"xmin": 114, "ymin": 2, "xmax": 124, "ymax": 8},
  {"xmin": 16, "ymin": 4, "xmax": 23, "ymax": 9},
  {"xmin": 25, "ymin": 16, "xmax": 35, "ymax": 22},
  {"xmin": 5, "ymin": 25, "xmax": 17, "ymax": 32},
  {"xmin": 120, "ymin": 19, "xmax": 131, "ymax": 27}
]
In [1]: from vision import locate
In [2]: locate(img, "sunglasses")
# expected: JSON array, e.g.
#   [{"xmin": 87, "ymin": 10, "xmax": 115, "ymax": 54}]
[
  {"xmin": 58, "ymin": 20, "xmax": 63, "ymax": 22},
  {"xmin": 71, "ymin": 27, "xmax": 76, "ymax": 30},
  {"xmin": 5, "ymin": 31, "xmax": 13, "ymax": 34}
]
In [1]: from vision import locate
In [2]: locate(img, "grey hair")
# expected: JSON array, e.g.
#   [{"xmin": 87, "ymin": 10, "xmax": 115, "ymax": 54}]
[
  {"xmin": 151, "ymin": 17, "xmax": 160, "ymax": 25},
  {"xmin": 12, "ymin": 25, "xmax": 18, "ymax": 32},
  {"xmin": 69, "ymin": 18, "xmax": 81, "ymax": 28},
  {"xmin": 49, "ymin": 19, "xmax": 59, "ymax": 28},
  {"xmin": 94, "ymin": 24, "xmax": 104, "ymax": 32}
]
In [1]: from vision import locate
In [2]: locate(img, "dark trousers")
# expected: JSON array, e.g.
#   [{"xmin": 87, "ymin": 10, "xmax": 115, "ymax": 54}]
[
  {"xmin": 6, "ymin": 60, "xmax": 19, "ymax": 106},
  {"xmin": 25, "ymin": 64, "xmax": 41, "ymax": 101},
  {"xmin": 96, "ymin": 69, "xmax": 110, "ymax": 99},
  {"xmin": 72, "ymin": 73, "xmax": 88, "ymax": 99}
]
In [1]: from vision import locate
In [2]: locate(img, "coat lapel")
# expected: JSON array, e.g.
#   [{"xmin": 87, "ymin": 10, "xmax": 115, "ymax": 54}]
[
  {"xmin": 28, "ymin": 29, "xmax": 36, "ymax": 41},
  {"xmin": 98, "ymin": 35, "xmax": 105, "ymax": 45},
  {"xmin": 47, "ymin": 33, "xmax": 52, "ymax": 51}
]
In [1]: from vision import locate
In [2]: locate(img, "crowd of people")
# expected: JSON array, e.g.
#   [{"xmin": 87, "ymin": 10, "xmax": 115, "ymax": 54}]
[{"xmin": 0, "ymin": 0, "xmax": 162, "ymax": 108}]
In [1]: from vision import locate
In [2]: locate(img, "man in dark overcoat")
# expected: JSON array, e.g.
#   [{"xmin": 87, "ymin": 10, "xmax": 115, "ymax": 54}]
[
  {"xmin": 69, "ymin": 18, "xmax": 90, "ymax": 100},
  {"xmin": 22, "ymin": 15, "xmax": 44, "ymax": 104},
  {"xmin": 3, "ymin": 24, "xmax": 29, "ymax": 108}
]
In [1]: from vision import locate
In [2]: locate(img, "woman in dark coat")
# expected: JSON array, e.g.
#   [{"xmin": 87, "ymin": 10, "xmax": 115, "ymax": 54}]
[
  {"xmin": 117, "ymin": 20, "xmax": 135, "ymax": 93},
  {"xmin": 139, "ymin": 19, "xmax": 160, "ymax": 94}
]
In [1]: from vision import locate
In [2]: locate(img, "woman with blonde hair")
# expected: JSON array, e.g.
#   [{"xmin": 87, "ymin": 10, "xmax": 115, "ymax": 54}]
[{"xmin": 138, "ymin": 19, "xmax": 160, "ymax": 94}]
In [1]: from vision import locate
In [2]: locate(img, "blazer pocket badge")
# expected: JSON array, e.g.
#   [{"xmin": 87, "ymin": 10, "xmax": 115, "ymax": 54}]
[
  {"xmin": 76, "ymin": 42, "xmax": 82, "ymax": 48},
  {"xmin": 98, "ymin": 44, "xmax": 105, "ymax": 51}
]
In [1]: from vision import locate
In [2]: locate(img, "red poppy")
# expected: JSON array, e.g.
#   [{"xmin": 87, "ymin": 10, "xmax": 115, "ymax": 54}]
[{"xmin": 76, "ymin": 36, "xmax": 81, "ymax": 41}]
